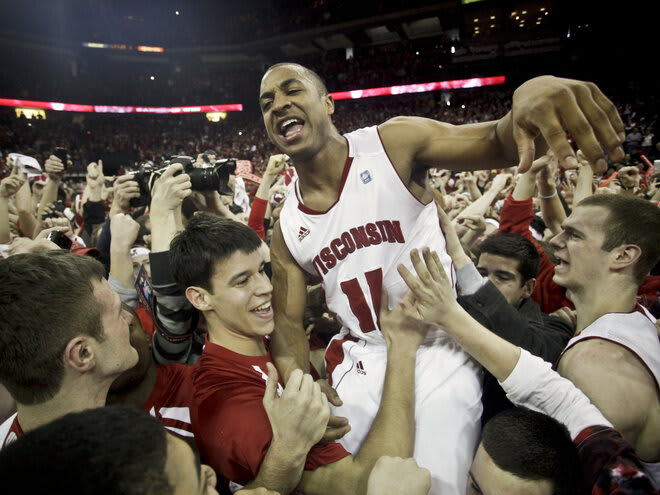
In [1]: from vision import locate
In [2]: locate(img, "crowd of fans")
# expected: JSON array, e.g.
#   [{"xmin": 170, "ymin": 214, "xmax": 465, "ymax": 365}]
[{"xmin": 0, "ymin": 65, "xmax": 659, "ymax": 495}]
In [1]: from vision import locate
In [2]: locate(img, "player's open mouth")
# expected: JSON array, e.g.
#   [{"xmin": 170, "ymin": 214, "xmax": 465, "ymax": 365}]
[
  {"xmin": 554, "ymin": 256, "xmax": 569, "ymax": 271},
  {"xmin": 278, "ymin": 118, "xmax": 305, "ymax": 143}
]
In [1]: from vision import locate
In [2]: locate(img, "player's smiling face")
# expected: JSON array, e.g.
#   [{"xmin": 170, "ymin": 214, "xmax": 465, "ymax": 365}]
[
  {"xmin": 205, "ymin": 249, "xmax": 274, "ymax": 342},
  {"xmin": 259, "ymin": 64, "xmax": 335, "ymax": 159}
]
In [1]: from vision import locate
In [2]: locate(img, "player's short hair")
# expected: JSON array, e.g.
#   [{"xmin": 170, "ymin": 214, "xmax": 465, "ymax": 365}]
[
  {"xmin": 169, "ymin": 213, "xmax": 262, "ymax": 291},
  {"xmin": 0, "ymin": 406, "xmax": 173, "ymax": 495},
  {"xmin": 578, "ymin": 194, "xmax": 660, "ymax": 283},
  {"xmin": 0, "ymin": 251, "xmax": 105, "ymax": 405},
  {"xmin": 477, "ymin": 233, "xmax": 541, "ymax": 284},
  {"xmin": 480, "ymin": 408, "xmax": 582, "ymax": 495},
  {"xmin": 265, "ymin": 62, "xmax": 329, "ymax": 96}
]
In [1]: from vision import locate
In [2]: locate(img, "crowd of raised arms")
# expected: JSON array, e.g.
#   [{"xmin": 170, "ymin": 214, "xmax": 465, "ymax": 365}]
[{"xmin": 0, "ymin": 64, "xmax": 659, "ymax": 495}]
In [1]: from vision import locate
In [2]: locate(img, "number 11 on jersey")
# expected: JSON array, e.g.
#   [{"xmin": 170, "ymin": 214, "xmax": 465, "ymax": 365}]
[{"xmin": 339, "ymin": 268, "xmax": 383, "ymax": 333}]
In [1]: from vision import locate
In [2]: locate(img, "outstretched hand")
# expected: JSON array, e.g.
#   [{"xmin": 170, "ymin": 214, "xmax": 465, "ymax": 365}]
[
  {"xmin": 511, "ymin": 76, "xmax": 625, "ymax": 174},
  {"xmin": 379, "ymin": 287, "xmax": 431, "ymax": 352},
  {"xmin": 397, "ymin": 248, "xmax": 463, "ymax": 329}
]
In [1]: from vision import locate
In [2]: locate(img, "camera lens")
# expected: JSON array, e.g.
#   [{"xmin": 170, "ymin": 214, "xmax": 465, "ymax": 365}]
[{"xmin": 188, "ymin": 167, "xmax": 218, "ymax": 191}]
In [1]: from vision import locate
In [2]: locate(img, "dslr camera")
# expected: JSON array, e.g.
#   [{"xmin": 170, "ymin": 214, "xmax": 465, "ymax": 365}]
[{"xmin": 129, "ymin": 155, "xmax": 237, "ymax": 207}]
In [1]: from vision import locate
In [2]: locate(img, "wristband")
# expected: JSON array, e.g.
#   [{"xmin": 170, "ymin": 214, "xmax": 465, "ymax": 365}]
[{"xmin": 538, "ymin": 189, "xmax": 557, "ymax": 199}]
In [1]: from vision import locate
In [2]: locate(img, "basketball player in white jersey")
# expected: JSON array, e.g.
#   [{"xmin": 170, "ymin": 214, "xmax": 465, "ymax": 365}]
[{"xmin": 260, "ymin": 62, "xmax": 626, "ymax": 494}]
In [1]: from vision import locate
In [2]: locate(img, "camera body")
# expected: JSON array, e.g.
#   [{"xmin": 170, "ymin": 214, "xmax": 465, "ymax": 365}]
[
  {"xmin": 129, "ymin": 155, "xmax": 237, "ymax": 207},
  {"xmin": 47, "ymin": 230, "xmax": 72, "ymax": 250},
  {"xmin": 53, "ymin": 148, "xmax": 68, "ymax": 170}
]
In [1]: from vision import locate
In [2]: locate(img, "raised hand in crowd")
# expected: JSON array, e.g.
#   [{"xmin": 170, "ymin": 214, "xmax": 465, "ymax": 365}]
[
  {"xmin": 456, "ymin": 171, "xmax": 482, "ymax": 200},
  {"xmin": 437, "ymin": 202, "xmax": 474, "ymax": 273},
  {"xmin": 149, "ymin": 163, "xmax": 191, "ymax": 251},
  {"xmin": 366, "ymin": 456, "xmax": 431, "ymax": 495},
  {"xmin": 110, "ymin": 213, "xmax": 141, "ymax": 289},
  {"xmin": 35, "ymin": 154, "xmax": 67, "ymax": 226},
  {"xmin": 83, "ymin": 160, "xmax": 105, "ymax": 204},
  {"xmin": 109, "ymin": 174, "xmax": 141, "ymax": 217},
  {"xmin": 0, "ymin": 173, "xmax": 26, "ymax": 244},
  {"xmin": 0, "ymin": 173, "xmax": 26, "ymax": 200},
  {"xmin": 10, "ymin": 166, "xmax": 38, "ymax": 239},
  {"xmin": 455, "ymin": 213, "xmax": 488, "ymax": 252},
  {"xmin": 510, "ymin": 152, "xmax": 566, "ymax": 235},
  {"xmin": 455, "ymin": 172, "xmax": 512, "ymax": 222},
  {"xmin": 44, "ymin": 153, "xmax": 66, "ymax": 181},
  {"xmin": 617, "ymin": 165, "xmax": 643, "ymax": 194},
  {"xmin": 428, "ymin": 168, "xmax": 450, "ymax": 192}
]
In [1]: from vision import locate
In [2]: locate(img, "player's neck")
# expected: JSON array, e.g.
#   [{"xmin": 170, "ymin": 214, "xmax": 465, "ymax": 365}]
[
  {"xmin": 571, "ymin": 281, "xmax": 637, "ymax": 333},
  {"xmin": 295, "ymin": 132, "xmax": 347, "ymax": 191}
]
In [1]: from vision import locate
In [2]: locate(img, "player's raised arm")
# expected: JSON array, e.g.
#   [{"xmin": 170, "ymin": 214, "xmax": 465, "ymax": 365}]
[{"xmin": 378, "ymin": 75, "xmax": 625, "ymax": 178}]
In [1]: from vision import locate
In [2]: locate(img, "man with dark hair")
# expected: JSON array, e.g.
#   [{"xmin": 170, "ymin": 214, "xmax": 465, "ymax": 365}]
[
  {"xmin": 169, "ymin": 214, "xmax": 430, "ymax": 495},
  {"xmin": 552, "ymin": 194, "xmax": 660, "ymax": 486},
  {"xmin": 0, "ymin": 250, "xmax": 138, "ymax": 446},
  {"xmin": 260, "ymin": 61, "xmax": 626, "ymax": 493},
  {"xmin": 446, "ymin": 225, "xmax": 573, "ymax": 425},
  {"xmin": 476, "ymin": 233, "xmax": 540, "ymax": 308},
  {"xmin": 470, "ymin": 408, "xmax": 581, "ymax": 495}
]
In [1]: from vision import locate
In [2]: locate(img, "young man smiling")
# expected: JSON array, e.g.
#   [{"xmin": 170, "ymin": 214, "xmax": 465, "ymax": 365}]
[
  {"xmin": 169, "ymin": 214, "xmax": 432, "ymax": 495},
  {"xmin": 259, "ymin": 62, "xmax": 627, "ymax": 493}
]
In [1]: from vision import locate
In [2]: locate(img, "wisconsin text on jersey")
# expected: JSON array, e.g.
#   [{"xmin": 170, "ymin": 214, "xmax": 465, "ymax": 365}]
[{"xmin": 311, "ymin": 220, "xmax": 405, "ymax": 276}]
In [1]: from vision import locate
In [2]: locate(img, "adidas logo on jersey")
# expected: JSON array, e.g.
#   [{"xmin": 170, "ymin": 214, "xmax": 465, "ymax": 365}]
[
  {"xmin": 298, "ymin": 226, "xmax": 310, "ymax": 241},
  {"xmin": 356, "ymin": 361, "xmax": 366, "ymax": 375}
]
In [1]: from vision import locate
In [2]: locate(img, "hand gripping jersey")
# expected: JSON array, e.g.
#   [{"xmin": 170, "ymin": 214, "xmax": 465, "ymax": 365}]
[{"xmin": 279, "ymin": 125, "xmax": 483, "ymax": 495}]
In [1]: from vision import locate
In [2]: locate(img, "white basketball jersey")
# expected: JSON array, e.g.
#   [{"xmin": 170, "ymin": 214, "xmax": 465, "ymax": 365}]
[
  {"xmin": 279, "ymin": 125, "xmax": 456, "ymax": 345},
  {"xmin": 560, "ymin": 306, "xmax": 660, "ymax": 487}
]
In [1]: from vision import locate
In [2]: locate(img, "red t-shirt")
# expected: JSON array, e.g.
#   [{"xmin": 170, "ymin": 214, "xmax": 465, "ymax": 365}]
[
  {"xmin": 142, "ymin": 363, "xmax": 195, "ymax": 438},
  {"xmin": 191, "ymin": 338, "xmax": 349, "ymax": 488}
]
